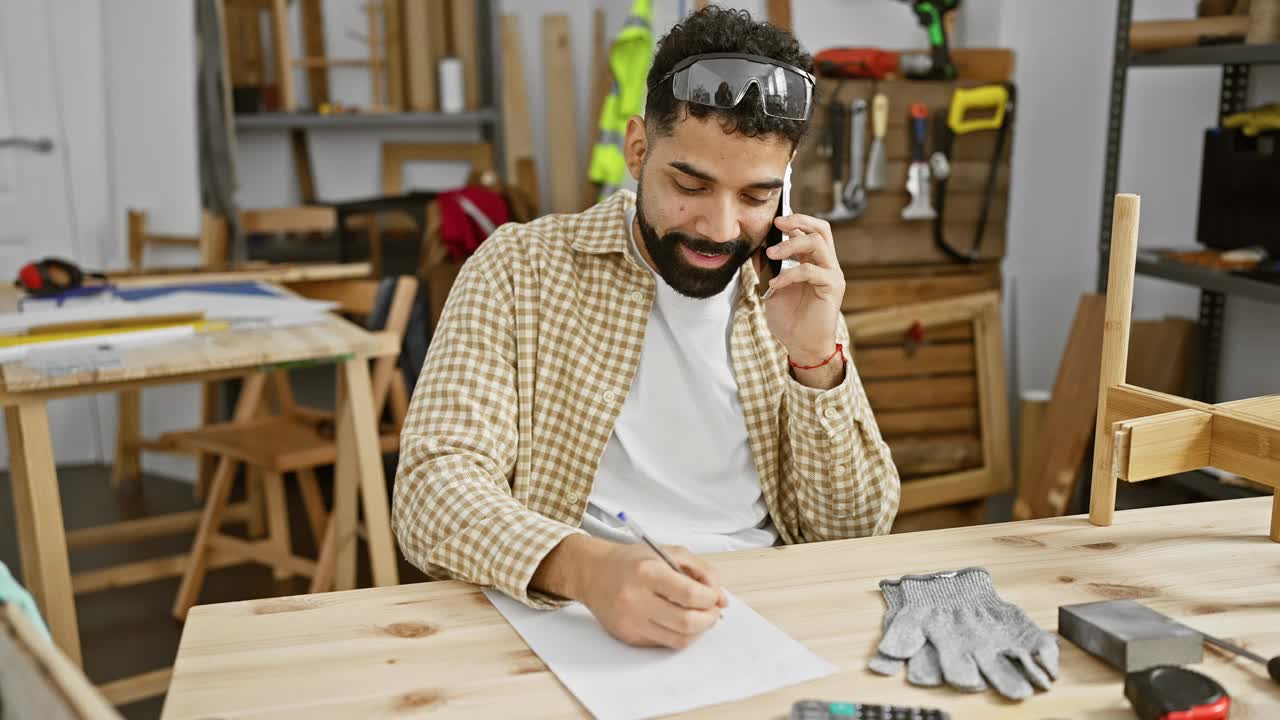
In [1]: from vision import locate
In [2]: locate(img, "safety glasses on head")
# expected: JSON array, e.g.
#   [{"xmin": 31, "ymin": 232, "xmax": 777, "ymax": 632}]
[{"xmin": 653, "ymin": 52, "xmax": 816, "ymax": 121}]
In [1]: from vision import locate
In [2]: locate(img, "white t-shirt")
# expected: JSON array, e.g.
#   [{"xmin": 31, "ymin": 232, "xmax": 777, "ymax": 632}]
[{"xmin": 579, "ymin": 209, "xmax": 779, "ymax": 553}]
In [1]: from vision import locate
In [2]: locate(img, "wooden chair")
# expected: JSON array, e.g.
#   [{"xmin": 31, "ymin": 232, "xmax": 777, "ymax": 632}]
[
  {"xmin": 165, "ymin": 275, "xmax": 417, "ymax": 619},
  {"xmin": 126, "ymin": 209, "xmax": 228, "ymax": 271},
  {"xmin": 115, "ymin": 206, "xmax": 340, "ymax": 493},
  {"xmin": 1089, "ymin": 193, "xmax": 1280, "ymax": 541}
]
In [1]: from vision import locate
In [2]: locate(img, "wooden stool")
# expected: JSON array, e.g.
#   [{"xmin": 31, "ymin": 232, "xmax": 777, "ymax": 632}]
[{"xmin": 1089, "ymin": 193, "xmax": 1280, "ymax": 541}]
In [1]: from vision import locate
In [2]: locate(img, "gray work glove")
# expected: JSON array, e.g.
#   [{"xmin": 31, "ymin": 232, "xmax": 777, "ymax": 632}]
[
  {"xmin": 876, "ymin": 567, "xmax": 1059, "ymax": 700},
  {"xmin": 867, "ymin": 579, "xmax": 950, "ymax": 688}
]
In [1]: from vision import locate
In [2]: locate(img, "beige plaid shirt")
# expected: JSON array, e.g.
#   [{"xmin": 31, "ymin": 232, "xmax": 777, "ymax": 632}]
[{"xmin": 393, "ymin": 190, "xmax": 899, "ymax": 608}]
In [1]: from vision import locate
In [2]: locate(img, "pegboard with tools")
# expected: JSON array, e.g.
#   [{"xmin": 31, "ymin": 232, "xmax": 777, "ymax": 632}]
[{"xmin": 791, "ymin": 54, "xmax": 1016, "ymax": 268}]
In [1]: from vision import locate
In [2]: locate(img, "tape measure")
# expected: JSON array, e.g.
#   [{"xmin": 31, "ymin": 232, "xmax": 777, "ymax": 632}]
[{"xmin": 1125, "ymin": 666, "xmax": 1230, "ymax": 720}]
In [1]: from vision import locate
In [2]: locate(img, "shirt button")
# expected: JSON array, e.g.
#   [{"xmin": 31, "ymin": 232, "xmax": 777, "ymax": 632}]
[
  {"xmin": 567, "ymin": 492, "xmax": 580, "ymax": 504},
  {"xmin": 824, "ymin": 407, "xmax": 840, "ymax": 420},
  {"xmin": 631, "ymin": 290, "xmax": 646, "ymax": 302},
  {"xmin": 603, "ymin": 389, "xmax": 618, "ymax": 403},
  {"xmin": 835, "ymin": 464, "xmax": 847, "ymax": 476}
]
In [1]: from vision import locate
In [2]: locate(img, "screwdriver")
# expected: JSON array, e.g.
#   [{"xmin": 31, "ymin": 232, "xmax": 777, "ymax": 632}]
[{"xmin": 1201, "ymin": 632, "xmax": 1280, "ymax": 683}]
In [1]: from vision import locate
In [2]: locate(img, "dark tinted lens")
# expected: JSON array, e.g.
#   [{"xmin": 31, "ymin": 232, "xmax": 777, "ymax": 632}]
[{"xmin": 673, "ymin": 58, "xmax": 811, "ymax": 120}]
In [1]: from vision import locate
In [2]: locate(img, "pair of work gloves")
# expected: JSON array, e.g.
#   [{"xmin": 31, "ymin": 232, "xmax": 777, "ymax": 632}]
[{"xmin": 867, "ymin": 567, "xmax": 1059, "ymax": 701}]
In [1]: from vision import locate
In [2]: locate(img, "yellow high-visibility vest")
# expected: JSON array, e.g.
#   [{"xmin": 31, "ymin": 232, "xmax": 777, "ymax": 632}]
[{"xmin": 588, "ymin": 0, "xmax": 653, "ymax": 201}]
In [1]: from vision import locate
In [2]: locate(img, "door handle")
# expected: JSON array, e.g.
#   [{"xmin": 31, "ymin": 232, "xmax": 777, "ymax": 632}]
[{"xmin": 0, "ymin": 137, "xmax": 54, "ymax": 153}]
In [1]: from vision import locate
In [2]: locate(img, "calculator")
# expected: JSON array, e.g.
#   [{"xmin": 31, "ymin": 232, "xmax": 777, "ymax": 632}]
[{"xmin": 790, "ymin": 699, "xmax": 950, "ymax": 720}]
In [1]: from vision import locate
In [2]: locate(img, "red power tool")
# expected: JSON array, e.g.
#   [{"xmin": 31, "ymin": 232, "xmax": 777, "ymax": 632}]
[{"xmin": 813, "ymin": 48, "xmax": 932, "ymax": 80}]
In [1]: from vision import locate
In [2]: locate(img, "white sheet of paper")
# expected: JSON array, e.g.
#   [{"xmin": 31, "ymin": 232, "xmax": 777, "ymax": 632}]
[{"xmin": 485, "ymin": 589, "xmax": 836, "ymax": 720}]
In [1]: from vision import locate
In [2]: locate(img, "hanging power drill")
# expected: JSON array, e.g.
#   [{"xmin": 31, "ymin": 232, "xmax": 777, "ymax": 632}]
[{"xmin": 899, "ymin": 0, "xmax": 959, "ymax": 80}]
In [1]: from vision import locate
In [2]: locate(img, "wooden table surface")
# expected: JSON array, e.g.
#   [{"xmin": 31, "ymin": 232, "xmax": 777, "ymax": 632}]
[
  {"xmin": 2, "ymin": 296, "xmax": 398, "ymax": 686},
  {"xmin": 0, "ymin": 313, "xmax": 389, "ymax": 396},
  {"xmin": 163, "ymin": 497, "xmax": 1280, "ymax": 719}
]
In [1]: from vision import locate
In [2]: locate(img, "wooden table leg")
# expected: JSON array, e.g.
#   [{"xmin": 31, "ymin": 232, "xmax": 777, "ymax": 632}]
[
  {"xmin": 333, "ymin": 359, "xmax": 399, "ymax": 590},
  {"xmin": 112, "ymin": 389, "xmax": 141, "ymax": 487},
  {"xmin": 4, "ymin": 401, "xmax": 81, "ymax": 665}
]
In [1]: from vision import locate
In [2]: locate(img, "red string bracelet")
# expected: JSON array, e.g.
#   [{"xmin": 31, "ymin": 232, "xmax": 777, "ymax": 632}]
[{"xmin": 788, "ymin": 343, "xmax": 844, "ymax": 370}]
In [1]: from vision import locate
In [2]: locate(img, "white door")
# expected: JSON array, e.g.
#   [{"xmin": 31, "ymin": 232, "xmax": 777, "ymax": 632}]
[{"xmin": 0, "ymin": 1, "xmax": 106, "ymax": 469}]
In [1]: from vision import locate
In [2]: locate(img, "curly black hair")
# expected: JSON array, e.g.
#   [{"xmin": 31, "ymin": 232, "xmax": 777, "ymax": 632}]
[{"xmin": 645, "ymin": 6, "xmax": 814, "ymax": 148}]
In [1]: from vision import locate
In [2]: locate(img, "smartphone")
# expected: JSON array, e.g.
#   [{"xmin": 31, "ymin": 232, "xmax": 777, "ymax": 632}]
[{"xmin": 762, "ymin": 162, "xmax": 797, "ymax": 298}]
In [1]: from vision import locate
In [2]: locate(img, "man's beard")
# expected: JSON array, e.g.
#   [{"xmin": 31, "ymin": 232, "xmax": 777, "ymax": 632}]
[{"xmin": 635, "ymin": 189, "xmax": 764, "ymax": 299}]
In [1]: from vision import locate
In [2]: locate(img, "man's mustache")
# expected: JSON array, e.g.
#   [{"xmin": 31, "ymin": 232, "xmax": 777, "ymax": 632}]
[{"xmin": 664, "ymin": 232, "xmax": 755, "ymax": 258}]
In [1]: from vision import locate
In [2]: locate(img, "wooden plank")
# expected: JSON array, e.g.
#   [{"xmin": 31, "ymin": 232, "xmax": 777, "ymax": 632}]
[
  {"xmin": 263, "ymin": 472, "xmax": 294, "ymax": 580},
  {"xmin": 767, "ymin": 0, "xmax": 792, "ymax": 30},
  {"xmin": 208, "ymin": 535, "xmax": 317, "ymax": 578},
  {"xmin": 1014, "ymin": 295, "xmax": 1106, "ymax": 519},
  {"xmin": 1016, "ymin": 392, "xmax": 1050, "ymax": 493},
  {"xmin": 299, "ymin": 0, "xmax": 328, "ymax": 106},
  {"xmin": 72, "ymin": 547, "xmax": 244, "ymax": 595},
  {"xmin": 112, "ymin": 390, "xmax": 141, "ymax": 487},
  {"xmin": 1207, "ymin": 409, "xmax": 1280, "ymax": 485},
  {"xmin": 5, "ymin": 401, "xmax": 80, "ymax": 665},
  {"xmin": 98, "ymin": 669, "xmax": 173, "ymax": 707},
  {"xmin": 1113, "ymin": 409, "xmax": 1214, "ymax": 482},
  {"xmin": 102, "ymin": 263, "xmax": 368, "ymax": 287},
  {"xmin": 0, "ymin": 604, "xmax": 123, "ymax": 720},
  {"xmin": 450, "ymin": 0, "xmax": 481, "ymax": 110},
  {"xmin": 157, "ymin": 496, "xmax": 1280, "ymax": 719},
  {"xmin": 583, "ymin": 7, "xmax": 610, "ymax": 208},
  {"xmin": 842, "ymin": 268, "xmax": 1001, "ymax": 312},
  {"xmin": 543, "ymin": 15, "xmax": 582, "ymax": 214},
  {"xmin": 381, "ymin": 142, "xmax": 494, "ymax": 194},
  {"xmin": 887, "ymin": 433, "xmax": 983, "ymax": 477},
  {"xmin": 384, "ymin": 0, "xmax": 405, "ymax": 110},
  {"xmin": 66, "ymin": 503, "xmax": 253, "ymax": 551},
  {"xmin": 852, "ymin": 342, "xmax": 975, "ymax": 379},
  {"xmin": 856, "ymin": 320, "xmax": 972, "ymax": 347},
  {"xmin": 832, "ymin": 220, "xmax": 1006, "ymax": 267},
  {"xmin": 865, "ymin": 375, "xmax": 976, "ymax": 412},
  {"xmin": 338, "ymin": 359, "xmax": 399, "ymax": 588},
  {"xmin": 403, "ymin": 0, "xmax": 437, "ymax": 110},
  {"xmin": 1089, "ymin": 194, "xmax": 1140, "ymax": 527},
  {"xmin": 1220, "ymin": 395, "xmax": 1280, "ymax": 421},
  {"xmin": 890, "ymin": 500, "xmax": 984, "ymax": 533},
  {"xmin": 846, "ymin": 290, "xmax": 998, "ymax": 341},
  {"xmin": 875, "ymin": 406, "xmax": 979, "ymax": 436},
  {"xmin": 974, "ymin": 298, "xmax": 1014, "ymax": 498},
  {"xmin": 239, "ymin": 205, "xmax": 335, "ymax": 234},
  {"xmin": 269, "ymin": 0, "xmax": 296, "ymax": 111},
  {"xmin": 899, "ymin": 468, "xmax": 1001, "ymax": 513}
]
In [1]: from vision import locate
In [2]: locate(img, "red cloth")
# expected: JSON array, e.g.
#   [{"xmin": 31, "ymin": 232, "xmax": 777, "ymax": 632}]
[{"xmin": 437, "ymin": 186, "xmax": 509, "ymax": 263}]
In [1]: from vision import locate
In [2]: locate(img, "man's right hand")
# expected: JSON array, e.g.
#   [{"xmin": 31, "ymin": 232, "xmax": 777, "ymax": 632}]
[{"xmin": 532, "ymin": 535, "xmax": 729, "ymax": 649}]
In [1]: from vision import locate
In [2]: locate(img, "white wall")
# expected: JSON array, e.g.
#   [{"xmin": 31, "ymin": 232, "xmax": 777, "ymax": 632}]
[{"xmin": 98, "ymin": 0, "xmax": 204, "ymax": 480}]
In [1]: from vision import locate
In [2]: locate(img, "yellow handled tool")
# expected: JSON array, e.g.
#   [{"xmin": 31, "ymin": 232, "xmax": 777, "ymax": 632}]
[{"xmin": 947, "ymin": 84, "xmax": 1010, "ymax": 135}]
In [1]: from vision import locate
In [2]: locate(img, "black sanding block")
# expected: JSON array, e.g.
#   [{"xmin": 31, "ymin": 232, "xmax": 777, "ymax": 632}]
[{"xmin": 1059, "ymin": 599, "xmax": 1203, "ymax": 672}]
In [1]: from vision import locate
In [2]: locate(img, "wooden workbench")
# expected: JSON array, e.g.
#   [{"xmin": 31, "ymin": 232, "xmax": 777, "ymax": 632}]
[
  {"xmin": 163, "ymin": 497, "xmax": 1280, "ymax": 718},
  {"xmin": 1, "ymin": 309, "xmax": 401, "ymax": 703}
]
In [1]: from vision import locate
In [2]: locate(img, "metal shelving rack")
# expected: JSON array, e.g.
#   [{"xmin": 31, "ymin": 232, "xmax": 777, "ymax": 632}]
[
  {"xmin": 1090, "ymin": 1, "xmax": 1280, "ymax": 508},
  {"xmin": 1098, "ymin": 0, "xmax": 1280, "ymax": 403},
  {"xmin": 234, "ymin": 0, "xmax": 505, "ymax": 180}
]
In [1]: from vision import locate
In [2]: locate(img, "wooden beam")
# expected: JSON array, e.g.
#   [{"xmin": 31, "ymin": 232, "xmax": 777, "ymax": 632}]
[
  {"xmin": 1113, "ymin": 408, "xmax": 1213, "ymax": 482},
  {"xmin": 1207, "ymin": 408, "xmax": 1280, "ymax": 485},
  {"xmin": 864, "ymin": 375, "xmax": 977, "ymax": 411},
  {"xmin": 98, "ymin": 668, "xmax": 173, "ymax": 707},
  {"xmin": 583, "ymin": 7, "xmax": 610, "ymax": 209},
  {"xmin": 846, "ymin": 291, "xmax": 1000, "ymax": 342},
  {"xmin": 208, "ymin": 535, "xmax": 317, "ymax": 578},
  {"xmin": 841, "ymin": 269, "xmax": 1001, "ymax": 313},
  {"xmin": 899, "ymin": 468, "xmax": 998, "ymax": 513},
  {"xmin": 72, "ymin": 547, "xmax": 244, "ymax": 595},
  {"xmin": 270, "ymin": 0, "xmax": 297, "ymax": 111},
  {"xmin": 852, "ymin": 343, "xmax": 975, "ymax": 380},
  {"xmin": 289, "ymin": 130, "xmax": 316, "ymax": 204},
  {"xmin": 975, "ymin": 299, "xmax": 1013, "ymax": 497},
  {"xmin": 404, "ymin": 0, "xmax": 438, "ymax": 110},
  {"xmin": 66, "ymin": 503, "xmax": 253, "ymax": 551},
  {"xmin": 1106, "ymin": 383, "xmax": 1208, "ymax": 428},
  {"xmin": 543, "ymin": 14, "xmax": 582, "ymax": 214},
  {"xmin": 1219, "ymin": 394, "xmax": 1280, "ymax": 421},
  {"xmin": 876, "ymin": 407, "xmax": 978, "ymax": 436},
  {"xmin": 767, "ymin": 0, "xmax": 792, "ymax": 31},
  {"xmin": 1090, "ymin": 194, "xmax": 1139, "ymax": 527},
  {"xmin": 299, "ymin": 0, "xmax": 328, "ymax": 106},
  {"xmin": 450, "ymin": 0, "xmax": 481, "ymax": 109},
  {"xmin": 384, "ymin": 0, "xmax": 405, "ymax": 110}
]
